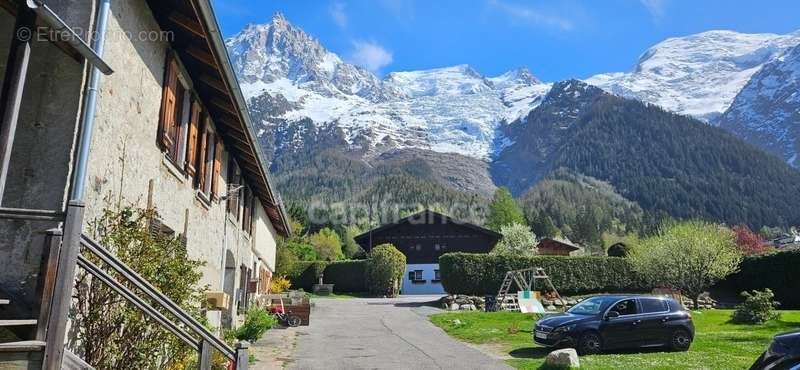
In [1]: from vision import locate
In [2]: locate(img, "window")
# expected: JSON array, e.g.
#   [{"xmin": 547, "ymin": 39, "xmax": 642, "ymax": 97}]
[
  {"xmin": 194, "ymin": 117, "xmax": 223, "ymax": 199},
  {"xmin": 433, "ymin": 269, "xmax": 441, "ymax": 281},
  {"xmin": 158, "ymin": 53, "xmax": 192, "ymax": 167},
  {"xmin": 226, "ymin": 158, "xmax": 242, "ymax": 219},
  {"xmin": 241, "ymin": 186, "xmax": 254, "ymax": 234},
  {"xmin": 639, "ymin": 298, "xmax": 668, "ymax": 313},
  {"xmin": 611, "ymin": 299, "xmax": 638, "ymax": 316},
  {"xmin": 408, "ymin": 270, "xmax": 424, "ymax": 282}
]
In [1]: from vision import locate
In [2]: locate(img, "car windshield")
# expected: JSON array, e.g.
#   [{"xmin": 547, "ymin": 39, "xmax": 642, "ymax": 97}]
[{"xmin": 567, "ymin": 296, "xmax": 619, "ymax": 315}]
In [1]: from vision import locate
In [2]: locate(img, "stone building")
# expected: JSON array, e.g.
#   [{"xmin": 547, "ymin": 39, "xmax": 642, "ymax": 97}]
[{"xmin": 0, "ymin": 0, "xmax": 289, "ymax": 367}]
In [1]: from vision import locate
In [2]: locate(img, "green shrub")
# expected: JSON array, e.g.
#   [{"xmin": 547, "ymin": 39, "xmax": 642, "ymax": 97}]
[
  {"xmin": 285, "ymin": 260, "xmax": 368, "ymax": 292},
  {"xmin": 607, "ymin": 243, "xmax": 630, "ymax": 257},
  {"xmin": 720, "ymin": 249, "xmax": 800, "ymax": 308},
  {"xmin": 366, "ymin": 244, "xmax": 406, "ymax": 297},
  {"xmin": 731, "ymin": 289, "xmax": 780, "ymax": 324},
  {"xmin": 324, "ymin": 260, "xmax": 368, "ymax": 292},
  {"xmin": 439, "ymin": 253, "xmax": 647, "ymax": 296},
  {"xmin": 233, "ymin": 308, "xmax": 278, "ymax": 342}
]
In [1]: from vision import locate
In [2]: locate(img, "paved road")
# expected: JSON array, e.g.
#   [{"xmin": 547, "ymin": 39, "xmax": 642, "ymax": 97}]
[{"xmin": 289, "ymin": 296, "xmax": 512, "ymax": 370}]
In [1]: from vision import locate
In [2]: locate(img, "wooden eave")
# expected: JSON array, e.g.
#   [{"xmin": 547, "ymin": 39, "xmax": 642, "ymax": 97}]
[{"xmin": 145, "ymin": 0, "xmax": 290, "ymax": 236}]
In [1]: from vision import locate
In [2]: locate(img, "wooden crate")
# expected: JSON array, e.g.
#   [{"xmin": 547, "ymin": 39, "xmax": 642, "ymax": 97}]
[{"xmin": 283, "ymin": 303, "xmax": 310, "ymax": 326}]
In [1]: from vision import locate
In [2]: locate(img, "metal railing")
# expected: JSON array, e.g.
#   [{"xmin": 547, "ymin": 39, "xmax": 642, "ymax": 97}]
[
  {"xmin": 76, "ymin": 234, "xmax": 249, "ymax": 369},
  {"xmin": 0, "ymin": 207, "xmax": 65, "ymax": 221}
]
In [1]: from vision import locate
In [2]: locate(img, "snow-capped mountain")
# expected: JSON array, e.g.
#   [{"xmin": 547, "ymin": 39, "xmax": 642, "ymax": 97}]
[
  {"xmin": 226, "ymin": 13, "xmax": 551, "ymax": 161},
  {"xmin": 587, "ymin": 30, "xmax": 800, "ymax": 122},
  {"xmin": 718, "ymin": 44, "xmax": 800, "ymax": 167}
]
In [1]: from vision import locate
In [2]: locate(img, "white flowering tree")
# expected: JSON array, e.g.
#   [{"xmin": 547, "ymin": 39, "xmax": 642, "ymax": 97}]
[{"xmin": 492, "ymin": 223, "xmax": 538, "ymax": 256}]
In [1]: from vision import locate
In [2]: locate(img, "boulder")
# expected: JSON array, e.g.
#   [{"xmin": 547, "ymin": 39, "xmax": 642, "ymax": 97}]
[
  {"xmin": 546, "ymin": 305, "xmax": 557, "ymax": 311},
  {"xmin": 460, "ymin": 304, "xmax": 476, "ymax": 311},
  {"xmin": 545, "ymin": 348, "xmax": 580, "ymax": 368},
  {"xmin": 449, "ymin": 303, "xmax": 460, "ymax": 311}
]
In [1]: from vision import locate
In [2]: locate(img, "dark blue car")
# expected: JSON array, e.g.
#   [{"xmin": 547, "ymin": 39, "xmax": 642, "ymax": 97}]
[{"xmin": 533, "ymin": 294, "xmax": 694, "ymax": 355}]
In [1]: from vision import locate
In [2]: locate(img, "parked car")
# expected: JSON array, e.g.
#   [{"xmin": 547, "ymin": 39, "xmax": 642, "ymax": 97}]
[
  {"xmin": 750, "ymin": 331, "xmax": 800, "ymax": 370},
  {"xmin": 533, "ymin": 294, "xmax": 694, "ymax": 355}
]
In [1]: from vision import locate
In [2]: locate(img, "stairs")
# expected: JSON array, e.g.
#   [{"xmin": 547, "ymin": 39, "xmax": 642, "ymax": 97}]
[{"xmin": 0, "ymin": 297, "xmax": 42, "ymax": 370}]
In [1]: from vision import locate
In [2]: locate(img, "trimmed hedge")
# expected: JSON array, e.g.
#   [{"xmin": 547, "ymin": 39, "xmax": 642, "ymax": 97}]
[
  {"xmin": 285, "ymin": 260, "xmax": 368, "ymax": 293},
  {"xmin": 439, "ymin": 253, "xmax": 648, "ymax": 296},
  {"xmin": 719, "ymin": 249, "xmax": 800, "ymax": 308}
]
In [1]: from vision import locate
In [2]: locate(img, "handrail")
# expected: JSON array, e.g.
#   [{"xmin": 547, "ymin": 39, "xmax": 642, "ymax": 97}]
[
  {"xmin": 78, "ymin": 234, "xmax": 238, "ymax": 361},
  {"xmin": 0, "ymin": 207, "xmax": 65, "ymax": 221}
]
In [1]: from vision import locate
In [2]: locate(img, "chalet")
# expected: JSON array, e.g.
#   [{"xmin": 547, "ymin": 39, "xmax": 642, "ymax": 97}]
[
  {"xmin": 0, "ymin": 0, "xmax": 288, "ymax": 368},
  {"xmin": 536, "ymin": 237, "xmax": 582, "ymax": 256},
  {"xmin": 355, "ymin": 210, "xmax": 501, "ymax": 295}
]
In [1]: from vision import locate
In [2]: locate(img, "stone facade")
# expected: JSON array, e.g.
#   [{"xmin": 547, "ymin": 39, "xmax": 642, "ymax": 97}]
[{"xmin": 0, "ymin": 0, "xmax": 286, "ymax": 330}]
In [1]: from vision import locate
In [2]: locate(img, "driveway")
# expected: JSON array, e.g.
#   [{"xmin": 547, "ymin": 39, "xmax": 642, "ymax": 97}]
[{"xmin": 288, "ymin": 296, "xmax": 512, "ymax": 370}]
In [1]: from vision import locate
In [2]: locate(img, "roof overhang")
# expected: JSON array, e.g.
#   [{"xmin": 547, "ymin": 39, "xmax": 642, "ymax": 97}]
[
  {"xmin": 354, "ymin": 210, "xmax": 502, "ymax": 249},
  {"xmin": 145, "ymin": 0, "xmax": 290, "ymax": 236}
]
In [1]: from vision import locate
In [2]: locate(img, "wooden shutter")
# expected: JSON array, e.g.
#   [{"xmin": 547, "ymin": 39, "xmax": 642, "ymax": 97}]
[
  {"xmin": 196, "ymin": 119, "xmax": 208, "ymax": 190},
  {"xmin": 158, "ymin": 56, "xmax": 179, "ymax": 151},
  {"xmin": 185, "ymin": 99, "xmax": 201, "ymax": 176},
  {"xmin": 211, "ymin": 138, "xmax": 223, "ymax": 199}
]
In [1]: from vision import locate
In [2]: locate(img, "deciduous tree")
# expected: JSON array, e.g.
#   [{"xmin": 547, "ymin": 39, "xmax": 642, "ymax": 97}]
[
  {"xmin": 628, "ymin": 220, "xmax": 742, "ymax": 308},
  {"xmin": 492, "ymin": 223, "xmax": 538, "ymax": 256},
  {"xmin": 487, "ymin": 187, "xmax": 526, "ymax": 231}
]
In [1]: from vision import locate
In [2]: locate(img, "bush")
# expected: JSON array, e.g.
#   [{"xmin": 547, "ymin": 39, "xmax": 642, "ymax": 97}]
[
  {"xmin": 285, "ymin": 260, "xmax": 368, "ymax": 292},
  {"xmin": 324, "ymin": 260, "xmax": 368, "ymax": 292},
  {"xmin": 607, "ymin": 243, "xmax": 630, "ymax": 257},
  {"xmin": 731, "ymin": 289, "xmax": 780, "ymax": 324},
  {"xmin": 366, "ymin": 244, "xmax": 406, "ymax": 297},
  {"xmin": 720, "ymin": 249, "xmax": 800, "ymax": 308},
  {"xmin": 439, "ymin": 253, "xmax": 647, "ymax": 296},
  {"xmin": 270, "ymin": 275, "xmax": 291, "ymax": 294},
  {"xmin": 232, "ymin": 308, "xmax": 278, "ymax": 342}
]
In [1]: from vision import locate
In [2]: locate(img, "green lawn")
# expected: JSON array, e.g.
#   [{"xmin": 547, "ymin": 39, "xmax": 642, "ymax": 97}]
[{"xmin": 429, "ymin": 310, "xmax": 800, "ymax": 369}]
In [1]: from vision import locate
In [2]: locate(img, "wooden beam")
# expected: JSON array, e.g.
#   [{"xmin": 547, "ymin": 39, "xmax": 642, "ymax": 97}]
[
  {"xmin": 198, "ymin": 74, "xmax": 226, "ymax": 93},
  {"xmin": 184, "ymin": 44, "xmax": 217, "ymax": 68},
  {"xmin": 168, "ymin": 11, "xmax": 205, "ymax": 39},
  {"xmin": 216, "ymin": 116, "xmax": 244, "ymax": 133},
  {"xmin": 0, "ymin": 5, "xmax": 34, "ymax": 203},
  {"xmin": 210, "ymin": 97, "xmax": 237, "ymax": 116}
]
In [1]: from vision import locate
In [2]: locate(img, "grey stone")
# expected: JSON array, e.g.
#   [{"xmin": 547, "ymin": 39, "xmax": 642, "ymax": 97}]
[
  {"xmin": 449, "ymin": 303, "xmax": 460, "ymax": 311},
  {"xmin": 545, "ymin": 348, "xmax": 580, "ymax": 368}
]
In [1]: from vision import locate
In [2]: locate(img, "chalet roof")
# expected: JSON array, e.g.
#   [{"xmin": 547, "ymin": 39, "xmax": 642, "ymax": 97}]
[
  {"xmin": 354, "ymin": 209, "xmax": 502, "ymax": 245},
  {"xmin": 537, "ymin": 237, "xmax": 581, "ymax": 251},
  {"xmin": 144, "ymin": 0, "xmax": 289, "ymax": 236}
]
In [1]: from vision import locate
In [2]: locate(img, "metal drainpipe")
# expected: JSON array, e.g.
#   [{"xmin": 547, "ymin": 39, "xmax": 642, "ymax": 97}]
[
  {"xmin": 43, "ymin": 0, "xmax": 112, "ymax": 368},
  {"xmin": 71, "ymin": 0, "xmax": 112, "ymax": 201}
]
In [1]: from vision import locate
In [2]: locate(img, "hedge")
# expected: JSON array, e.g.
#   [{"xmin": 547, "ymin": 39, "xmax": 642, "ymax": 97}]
[
  {"xmin": 439, "ymin": 253, "xmax": 648, "ymax": 296},
  {"xmin": 717, "ymin": 249, "xmax": 800, "ymax": 308},
  {"xmin": 284, "ymin": 260, "xmax": 368, "ymax": 293}
]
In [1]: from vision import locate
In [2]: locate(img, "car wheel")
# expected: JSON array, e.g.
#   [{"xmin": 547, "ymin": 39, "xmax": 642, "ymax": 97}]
[
  {"xmin": 287, "ymin": 315, "xmax": 302, "ymax": 327},
  {"xmin": 670, "ymin": 329, "xmax": 692, "ymax": 351},
  {"xmin": 577, "ymin": 331, "xmax": 602, "ymax": 355}
]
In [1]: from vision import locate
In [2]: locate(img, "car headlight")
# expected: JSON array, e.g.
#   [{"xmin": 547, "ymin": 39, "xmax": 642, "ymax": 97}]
[{"xmin": 553, "ymin": 324, "xmax": 576, "ymax": 334}]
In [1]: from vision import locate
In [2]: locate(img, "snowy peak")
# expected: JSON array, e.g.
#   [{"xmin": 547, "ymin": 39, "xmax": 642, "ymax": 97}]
[
  {"xmin": 386, "ymin": 64, "xmax": 493, "ymax": 97},
  {"xmin": 587, "ymin": 30, "xmax": 800, "ymax": 122},
  {"xmin": 718, "ymin": 43, "xmax": 800, "ymax": 167},
  {"xmin": 488, "ymin": 67, "xmax": 541, "ymax": 89},
  {"xmin": 226, "ymin": 13, "xmax": 398, "ymax": 102}
]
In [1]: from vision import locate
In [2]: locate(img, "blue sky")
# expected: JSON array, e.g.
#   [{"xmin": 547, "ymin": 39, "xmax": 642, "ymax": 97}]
[{"xmin": 212, "ymin": 0, "xmax": 800, "ymax": 81}]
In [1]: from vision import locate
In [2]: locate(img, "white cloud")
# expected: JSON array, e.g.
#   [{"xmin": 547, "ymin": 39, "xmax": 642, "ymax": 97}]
[
  {"xmin": 348, "ymin": 40, "xmax": 393, "ymax": 73},
  {"xmin": 640, "ymin": 0, "xmax": 666, "ymax": 19},
  {"xmin": 330, "ymin": 1, "xmax": 348, "ymax": 29},
  {"xmin": 487, "ymin": 0, "xmax": 574, "ymax": 31}
]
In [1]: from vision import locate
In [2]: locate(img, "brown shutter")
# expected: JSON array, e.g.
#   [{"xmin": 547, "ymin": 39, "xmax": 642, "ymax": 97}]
[
  {"xmin": 185, "ymin": 99, "xmax": 201, "ymax": 176},
  {"xmin": 211, "ymin": 138, "xmax": 223, "ymax": 199},
  {"xmin": 158, "ymin": 56, "xmax": 179, "ymax": 151},
  {"xmin": 196, "ymin": 118, "xmax": 208, "ymax": 190}
]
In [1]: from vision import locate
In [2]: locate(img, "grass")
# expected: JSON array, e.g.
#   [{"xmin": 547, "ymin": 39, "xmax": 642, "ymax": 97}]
[{"xmin": 430, "ymin": 309, "xmax": 800, "ymax": 369}]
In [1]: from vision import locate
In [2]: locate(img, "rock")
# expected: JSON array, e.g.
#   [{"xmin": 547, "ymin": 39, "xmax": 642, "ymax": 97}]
[
  {"xmin": 452, "ymin": 319, "xmax": 462, "ymax": 326},
  {"xmin": 449, "ymin": 303, "xmax": 460, "ymax": 311},
  {"xmin": 545, "ymin": 348, "xmax": 580, "ymax": 368},
  {"xmin": 567, "ymin": 299, "xmax": 578, "ymax": 305},
  {"xmin": 546, "ymin": 305, "xmax": 557, "ymax": 311},
  {"xmin": 460, "ymin": 304, "xmax": 476, "ymax": 311}
]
